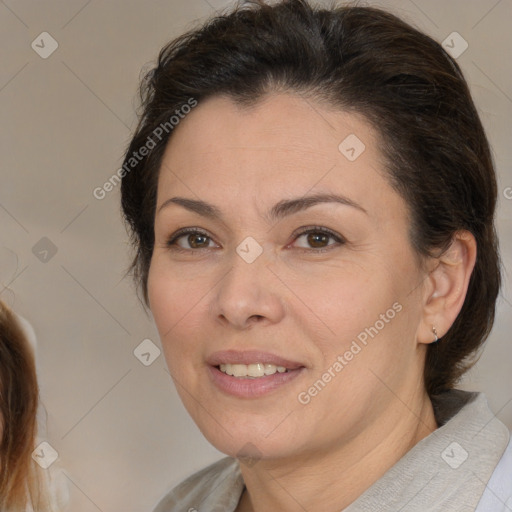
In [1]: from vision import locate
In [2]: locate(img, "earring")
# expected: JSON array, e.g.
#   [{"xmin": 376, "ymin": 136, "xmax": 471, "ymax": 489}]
[{"xmin": 432, "ymin": 325, "xmax": 439, "ymax": 342}]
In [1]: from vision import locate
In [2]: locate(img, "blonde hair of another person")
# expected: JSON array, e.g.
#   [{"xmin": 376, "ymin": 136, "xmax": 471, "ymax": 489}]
[{"xmin": 0, "ymin": 299, "xmax": 60, "ymax": 511}]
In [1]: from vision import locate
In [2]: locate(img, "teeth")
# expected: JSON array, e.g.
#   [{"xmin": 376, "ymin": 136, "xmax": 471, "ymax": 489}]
[{"xmin": 219, "ymin": 363, "xmax": 288, "ymax": 378}]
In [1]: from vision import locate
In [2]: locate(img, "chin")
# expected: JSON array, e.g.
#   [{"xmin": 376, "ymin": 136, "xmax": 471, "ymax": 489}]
[{"xmin": 197, "ymin": 417, "xmax": 303, "ymax": 461}]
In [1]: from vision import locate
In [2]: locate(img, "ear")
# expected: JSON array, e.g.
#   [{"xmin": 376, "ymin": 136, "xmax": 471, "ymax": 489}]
[{"xmin": 417, "ymin": 230, "xmax": 477, "ymax": 345}]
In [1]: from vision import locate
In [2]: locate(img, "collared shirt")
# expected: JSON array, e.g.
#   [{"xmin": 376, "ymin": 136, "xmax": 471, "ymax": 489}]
[{"xmin": 152, "ymin": 390, "xmax": 511, "ymax": 512}]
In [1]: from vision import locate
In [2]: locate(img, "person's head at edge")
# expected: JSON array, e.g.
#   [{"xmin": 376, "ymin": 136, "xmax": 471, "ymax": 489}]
[
  {"xmin": 120, "ymin": 0, "xmax": 499, "ymax": 508},
  {"xmin": 0, "ymin": 299, "xmax": 54, "ymax": 510}
]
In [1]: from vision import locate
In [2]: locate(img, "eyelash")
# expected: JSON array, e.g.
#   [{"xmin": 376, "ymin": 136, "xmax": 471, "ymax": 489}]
[{"xmin": 165, "ymin": 226, "xmax": 346, "ymax": 254}]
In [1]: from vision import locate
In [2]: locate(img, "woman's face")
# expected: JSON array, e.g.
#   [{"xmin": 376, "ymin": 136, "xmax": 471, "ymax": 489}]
[{"xmin": 148, "ymin": 93, "xmax": 431, "ymax": 460}]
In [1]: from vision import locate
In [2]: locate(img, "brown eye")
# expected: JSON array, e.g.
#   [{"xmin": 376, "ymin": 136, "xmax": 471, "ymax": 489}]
[
  {"xmin": 166, "ymin": 228, "xmax": 217, "ymax": 251},
  {"xmin": 292, "ymin": 226, "xmax": 345, "ymax": 251},
  {"xmin": 306, "ymin": 232, "xmax": 330, "ymax": 248},
  {"xmin": 188, "ymin": 233, "xmax": 210, "ymax": 248}
]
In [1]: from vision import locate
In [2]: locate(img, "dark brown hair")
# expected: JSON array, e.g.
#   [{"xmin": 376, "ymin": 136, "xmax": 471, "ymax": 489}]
[
  {"xmin": 0, "ymin": 300, "xmax": 52, "ymax": 510},
  {"xmin": 120, "ymin": 0, "xmax": 500, "ymax": 396}
]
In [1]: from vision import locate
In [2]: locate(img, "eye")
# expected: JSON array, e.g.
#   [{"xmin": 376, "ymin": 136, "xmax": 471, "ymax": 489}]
[
  {"xmin": 166, "ymin": 228, "xmax": 218, "ymax": 251},
  {"xmin": 290, "ymin": 226, "xmax": 345, "ymax": 251},
  {"xmin": 165, "ymin": 226, "xmax": 345, "ymax": 254}
]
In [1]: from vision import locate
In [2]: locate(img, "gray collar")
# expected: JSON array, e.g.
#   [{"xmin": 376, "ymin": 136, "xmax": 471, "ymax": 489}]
[{"xmin": 345, "ymin": 390, "xmax": 510, "ymax": 511}]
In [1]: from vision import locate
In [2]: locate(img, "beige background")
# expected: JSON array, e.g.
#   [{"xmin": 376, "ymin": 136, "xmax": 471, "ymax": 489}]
[{"xmin": 1, "ymin": 0, "xmax": 511, "ymax": 510}]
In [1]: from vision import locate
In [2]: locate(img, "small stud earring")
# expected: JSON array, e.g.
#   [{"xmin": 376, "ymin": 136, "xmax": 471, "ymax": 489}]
[{"xmin": 432, "ymin": 325, "xmax": 439, "ymax": 342}]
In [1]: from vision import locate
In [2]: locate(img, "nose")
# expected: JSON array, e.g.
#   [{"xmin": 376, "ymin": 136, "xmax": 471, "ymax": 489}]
[{"xmin": 210, "ymin": 245, "xmax": 286, "ymax": 330}]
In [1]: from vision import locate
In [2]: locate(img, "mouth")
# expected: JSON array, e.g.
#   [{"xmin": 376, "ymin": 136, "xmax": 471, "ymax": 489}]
[
  {"xmin": 217, "ymin": 363, "xmax": 291, "ymax": 378},
  {"xmin": 207, "ymin": 350, "xmax": 306, "ymax": 398}
]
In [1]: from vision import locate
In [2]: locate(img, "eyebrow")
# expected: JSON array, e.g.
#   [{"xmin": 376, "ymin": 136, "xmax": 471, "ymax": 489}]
[{"xmin": 157, "ymin": 193, "xmax": 367, "ymax": 222}]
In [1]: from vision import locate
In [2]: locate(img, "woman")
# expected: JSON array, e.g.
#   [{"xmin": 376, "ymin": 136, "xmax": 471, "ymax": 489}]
[
  {"xmin": 120, "ymin": 0, "xmax": 511, "ymax": 510},
  {"xmin": 0, "ymin": 299, "xmax": 58, "ymax": 511}
]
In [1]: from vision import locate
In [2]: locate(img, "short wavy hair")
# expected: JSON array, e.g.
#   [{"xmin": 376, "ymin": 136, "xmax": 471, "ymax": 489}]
[{"xmin": 120, "ymin": 0, "xmax": 500, "ymax": 396}]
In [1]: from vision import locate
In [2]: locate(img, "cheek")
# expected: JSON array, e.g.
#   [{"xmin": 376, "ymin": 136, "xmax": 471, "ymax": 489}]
[
  {"xmin": 288, "ymin": 256, "xmax": 418, "ymax": 377},
  {"xmin": 283, "ymin": 260, "xmax": 394, "ymax": 340},
  {"xmin": 147, "ymin": 258, "xmax": 209, "ymax": 360}
]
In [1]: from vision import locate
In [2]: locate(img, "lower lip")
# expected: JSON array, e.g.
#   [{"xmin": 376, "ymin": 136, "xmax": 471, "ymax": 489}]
[{"xmin": 208, "ymin": 365, "xmax": 305, "ymax": 398}]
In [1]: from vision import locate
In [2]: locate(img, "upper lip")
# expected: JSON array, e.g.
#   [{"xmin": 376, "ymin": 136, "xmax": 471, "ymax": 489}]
[{"xmin": 207, "ymin": 350, "xmax": 305, "ymax": 370}]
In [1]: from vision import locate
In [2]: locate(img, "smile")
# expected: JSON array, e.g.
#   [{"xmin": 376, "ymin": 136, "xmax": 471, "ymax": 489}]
[
  {"xmin": 218, "ymin": 363, "xmax": 289, "ymax": 378},
  {"xmin": 207, "ymin": 350, "xmax": 306, "ymax": 398}
]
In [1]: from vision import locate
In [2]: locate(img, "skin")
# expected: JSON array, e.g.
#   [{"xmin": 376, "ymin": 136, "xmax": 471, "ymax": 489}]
[{"xmin": 147, "ymin": 92, "xmax": 476, "ymax": 512}]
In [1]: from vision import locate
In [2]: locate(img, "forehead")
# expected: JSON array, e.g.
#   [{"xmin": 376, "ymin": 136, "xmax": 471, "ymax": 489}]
[
  {"xmin": 156, "ymin": 93, "xmax": 403, "ymax": 222},
  {"xmin": 161, "ymin": 92, "xmax": 377, "ymax": 170}
]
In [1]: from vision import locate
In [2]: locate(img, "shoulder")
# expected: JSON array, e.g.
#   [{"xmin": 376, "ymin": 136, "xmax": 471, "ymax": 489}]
[
  {"xmin": 152, "ymin": 457, "xmax": 244, "ymax": 512},
  {"xmin": 475, "ymin": 433, "xmax": 512, "ymax": 511}
]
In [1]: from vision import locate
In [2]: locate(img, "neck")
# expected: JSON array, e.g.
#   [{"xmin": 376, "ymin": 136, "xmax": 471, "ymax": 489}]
[{"xmin": 236, "ymin": 389, "xmax": 437, "ymax": 512}]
